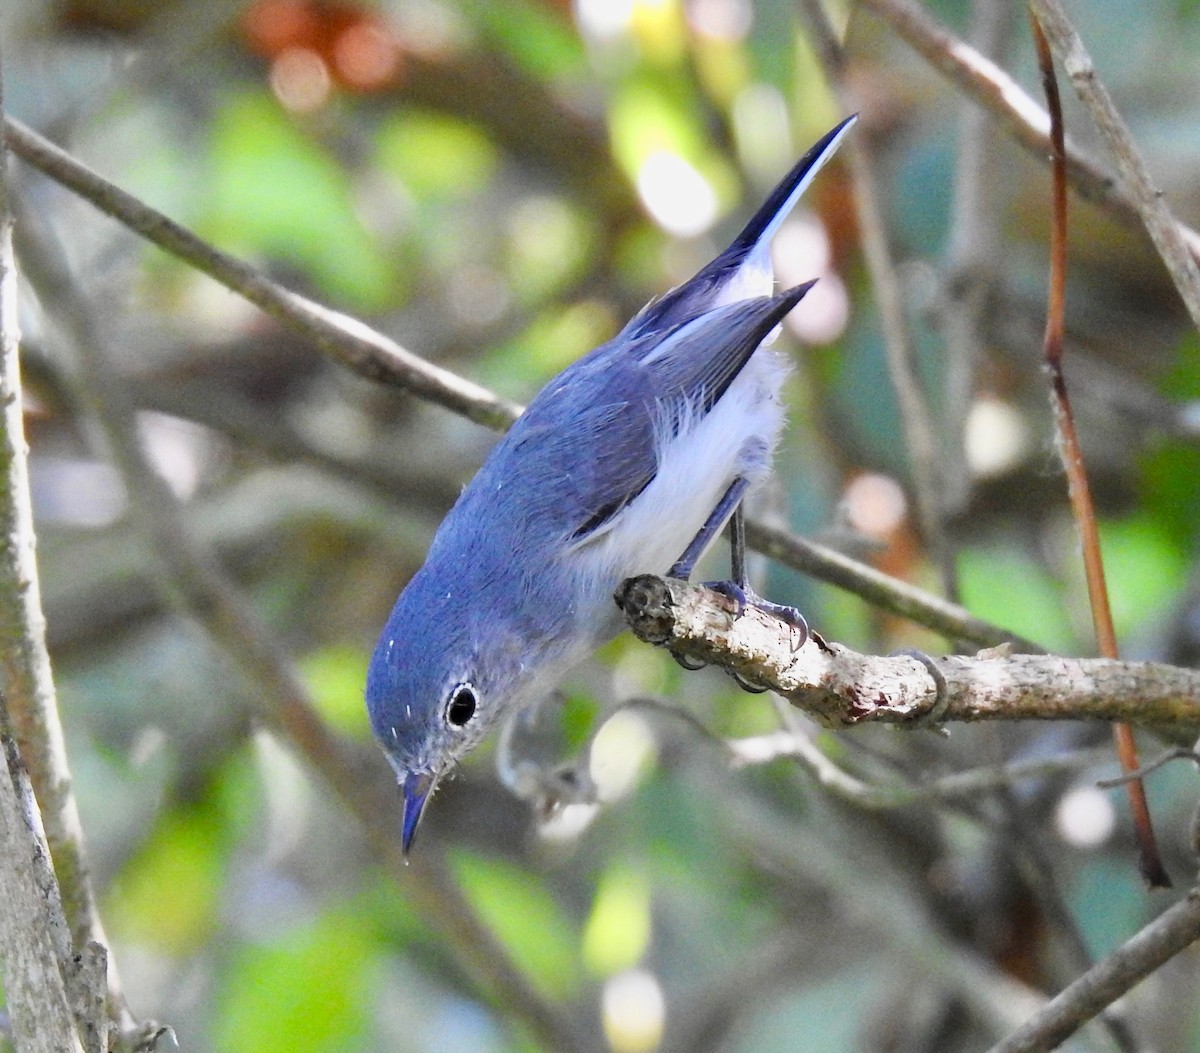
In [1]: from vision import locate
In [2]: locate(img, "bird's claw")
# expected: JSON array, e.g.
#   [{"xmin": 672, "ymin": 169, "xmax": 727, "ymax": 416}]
[
  {"xmin": 702, "ymin": 579, "xmax": 810, "ymax": 651},
  {"xmin": 889, "ymin": 648, "xmax": 950, "ymax": 732},
  {"xmin": 670, "ymin": 649, "xmax": 708, "ymax": 671}
]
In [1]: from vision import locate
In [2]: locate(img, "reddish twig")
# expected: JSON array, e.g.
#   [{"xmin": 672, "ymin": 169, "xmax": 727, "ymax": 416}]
[{"xmin": 1028, "ymin": 12, "xmax": 1168, "ymax": 890}]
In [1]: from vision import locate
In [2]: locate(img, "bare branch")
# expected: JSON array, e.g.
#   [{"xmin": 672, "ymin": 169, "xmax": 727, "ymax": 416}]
[
  {"xmin": 743, "ymin": 519, "xmax": 1041, "ymax": 651},
  {"xmin": 3, "ymin": 116, "xmax": 520, "ymax": 432},
  {"xmin": 857, "ymin": 0, "xmax": 1200, "ymax": 268},
  {"xmin": 940, "ymin": 0, "xmax": 1014, "ymax": 517},
  {"xmin": 801, "ymin": 0, "xmax": 957, "ymax": 601},
  {"xmin": 986, "ymin": 887, "xmax": 1200, "ymax": 1053},
  {"xmin": 1028, "ymin": 0, "xmax": 1200, "ymax": 332},
  {"xmin": 1028, "ymin": 6, "xmax": 1167, "ymax": 889},
  {"xmin": 616, "ymin": 575, "xmax": 1200, "ymax": 729}
]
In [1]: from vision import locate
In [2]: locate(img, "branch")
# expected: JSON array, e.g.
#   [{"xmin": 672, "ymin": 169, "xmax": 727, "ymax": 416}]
[
  {"xmin": 1028, "ymin": 0, "xmax": 1200, "ymax": 333},
  {"xmin": 1028, "ymin": 6, "xmax": 1167, "ymax": 889},
  {"xmin": 3, "ymin": 116, "xmax": 520, "ymax": 432},
  {"xmin": 857, "ymin": 0, "xmax": 1200, "ymax": 269},
  {"xmin": 0, "ymin": 726, "xmax": 85, "ymax": 1053},
  {"xmin": 615, "ymin": 576, "xmax": 1200, "ymax": 729},
  {"xmin": 800, "ymin": 0, "xmax": 958, "ymax": 601},
  {"xmin": 743, "ymin": 519, "xmax": 1041, "ymax": 650},
  {"xmin": 0, "ymin": 54, "xmax": 122, "ymax": 1053},
  {"xmin": 986, "ymin": 887, "xmax": 1200, "ymax": 1053}
]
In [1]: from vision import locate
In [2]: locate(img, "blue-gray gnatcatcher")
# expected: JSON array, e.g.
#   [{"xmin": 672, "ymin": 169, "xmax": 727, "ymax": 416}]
[{"xmin": 367, "ymin": 116, "xmax": 856, "ymax": 852}]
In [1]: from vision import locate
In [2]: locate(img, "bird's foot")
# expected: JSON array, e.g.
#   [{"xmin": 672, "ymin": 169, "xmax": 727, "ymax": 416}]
[{"xmin": 703, "ymin": 580, "xmax": 810, "ymax": 651}]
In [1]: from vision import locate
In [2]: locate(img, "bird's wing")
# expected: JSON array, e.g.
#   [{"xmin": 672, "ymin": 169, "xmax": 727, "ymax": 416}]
[{"xmin": 553, "ymin": 284, "xmax": 814, "ymax": 542}]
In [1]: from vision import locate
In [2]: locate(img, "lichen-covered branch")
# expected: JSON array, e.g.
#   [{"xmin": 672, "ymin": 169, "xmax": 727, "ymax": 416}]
[
  {"xmin": 0, "ymin": 728, "xmax": 86, "ymax": 1053},
  {"xmin": 615, "ymin": 576, "xmax": 1200, "ymax": 729}
]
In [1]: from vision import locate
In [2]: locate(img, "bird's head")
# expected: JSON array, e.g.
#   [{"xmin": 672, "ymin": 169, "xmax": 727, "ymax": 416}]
[{"xmin": 365, "ymin": 565, "xmax": 542, "ymax": 854}]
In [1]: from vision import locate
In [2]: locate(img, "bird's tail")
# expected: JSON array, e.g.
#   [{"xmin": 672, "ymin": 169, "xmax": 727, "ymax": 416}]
[
  {"xmin": 626, "ymin": 115, "xmax": 856, "ymax": 335},
  {"xmin": 728, "ymin": 115, "xmax": 857, "ymax": 272}
]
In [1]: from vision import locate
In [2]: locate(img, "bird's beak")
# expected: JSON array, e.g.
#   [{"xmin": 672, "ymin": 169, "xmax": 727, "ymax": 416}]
[{"xmin": 401, "ymin": 770, "xmax": 437, "ymax": 858}]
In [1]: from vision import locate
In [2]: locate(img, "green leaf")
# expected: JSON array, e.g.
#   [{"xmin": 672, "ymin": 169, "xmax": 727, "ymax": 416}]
[
  {"xmin": 479, "ymin": 301, "xmax": 618, "ymax": 398},
  {"xmin": 458, "ymin": 0, "xmax": 586, "ymax": 79},
  {"xmin": 106, "ymin": 801, "xmax": 227, "ymax": 955},
  {"xmin": 204, "ymin": 91, "xmax": 400, "ymax": 310},
  {"xmin": 450, "ymin": 852, "xmax": 582, "ymax": 1000},
  {"xmin": 216, "ymin": 909, "xmax": 378, "ymax": 1053},
  {"xmin": 1097, "ymin": 514, "xmax": 1187, "ymax": 639},
  {"xmin": 375, "ymin": 111, "xmax": 497, "ymax": 203},
  {"xmin": 300, "ymin": 644, "xmax": 371, "ymax": 738},
  {"xmin": 958, "ymin": 546, "xmax": 1073, "ymax": 653},
  {"xmin": 583, "ymin": 865, "xmax": 651, "ymax": 976}
]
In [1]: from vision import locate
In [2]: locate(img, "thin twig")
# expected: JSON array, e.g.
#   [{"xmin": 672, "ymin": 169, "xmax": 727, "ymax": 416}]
[
  {"xmin": 732, "ymin": 716, "xmax": 1119, "ymax": 808},
  {"xmin": 857, "ymin": 0, "xmax": 1200, "ymax": 267},
  {"xmin": 3, "ymin": 116, "xmax": 520, "ymax": 432},
  {"xmin": 985, "ymin": 887, "xmax": 1200, "ymax": 1053},
  {"xmin": 744, "ymin": 519, "xmax": 1040, "ymax": 650},
  {"xmin": 1029, "ymin": 0, "xmax": 1200, "ymax": 335},
  {"xmin": 0, "ymin": 55, "xmax": 124, "ymax": 1053},
  {"xmin": 800, "ymin": 0, "xmax": 957, "ymax": 602},
  {"xmin": 13, "ymin": 193, "xmax": 584, "ymax": 1053},
  {"xmin": 941, "ymin": 0, "xmax": 1013, "ymax": 516},
  {"xmin": 0, "ymin": 61, "xmax": 89, "ymax": 1053},
  {"xmin": 615, "ymin": 575, "xmax": 1200, "ymax": 728},
  {"xmin": 1028, "ymin": 11, "xmax": 1167, "ymax": 889}
]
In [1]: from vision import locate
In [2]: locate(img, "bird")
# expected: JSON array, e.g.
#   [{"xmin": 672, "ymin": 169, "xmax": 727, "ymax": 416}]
[{"xmin": 367, "ymin": 115, "xmax": 856, "ymax": 853}]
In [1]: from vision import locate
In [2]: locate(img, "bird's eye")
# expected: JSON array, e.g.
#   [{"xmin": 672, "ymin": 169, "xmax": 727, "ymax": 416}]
[{"xmin": 446, "ymin": 682, "xmax": 478, "ymax": 728}]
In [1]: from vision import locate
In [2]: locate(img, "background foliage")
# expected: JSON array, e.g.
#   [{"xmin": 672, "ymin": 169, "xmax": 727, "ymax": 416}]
[{"xmin": 5, "ymin": 0, "xmax": 1200, "ymax": 1050}]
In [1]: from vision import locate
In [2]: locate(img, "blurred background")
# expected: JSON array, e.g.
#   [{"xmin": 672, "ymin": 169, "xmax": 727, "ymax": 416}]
[{"xmin": 5, "ymin": 0, "xmax": 1200, "ymax": 1050}]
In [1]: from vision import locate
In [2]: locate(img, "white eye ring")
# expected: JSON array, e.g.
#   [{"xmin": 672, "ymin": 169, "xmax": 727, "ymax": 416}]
[{"xmin": 445, "ymin": 682, "xmax": 478, "ymax": 728}]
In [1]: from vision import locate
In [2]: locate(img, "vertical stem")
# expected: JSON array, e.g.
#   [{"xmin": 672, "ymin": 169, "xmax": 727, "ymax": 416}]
[
  {"xmin": 799, "ymin": 0, "xmax": 958, "ymax": 602},
  {"xmin": 0, "ymin": 49, "xmax": 90, "ymax": 1053},
  {"xmin": 1028, "ymin": 11, "xmax": 1169, "ymax": 890}
]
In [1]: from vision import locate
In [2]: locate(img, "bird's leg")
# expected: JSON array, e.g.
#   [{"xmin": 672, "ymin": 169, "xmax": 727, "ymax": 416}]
[
  {"xmin": 667, "ymin": 478, "xmax": 749, "ymax": 673},
  {"xmin": 666, "ymin": 479, "xmax": 809, "ymax": 685},
  {"xmin": 712, "ymin": 503, "xmax": 809, "ymax": 646},
  {"xmin": 705, "ymin": 501, "xmax": 810, "ymax": 693},
  {"xmin": 667, "ymin": 477, "xmax": 749, "ymax": 580}
]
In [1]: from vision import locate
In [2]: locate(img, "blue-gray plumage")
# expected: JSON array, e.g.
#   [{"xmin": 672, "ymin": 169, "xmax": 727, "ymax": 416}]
[{"xmin": 367, "ymin": 116, "xmax": 856, "ymax": 852}]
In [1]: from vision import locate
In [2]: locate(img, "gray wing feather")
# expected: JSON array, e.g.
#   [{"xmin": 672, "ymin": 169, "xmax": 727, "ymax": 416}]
[{"xmin": 469, "ymin": 285, "xmax": 811, "ymax": 544}]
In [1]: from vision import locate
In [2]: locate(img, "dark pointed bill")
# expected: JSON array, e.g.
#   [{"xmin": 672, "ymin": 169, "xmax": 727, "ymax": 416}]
[{"xmin": 401, "ymin": 771, "xmax": 437, "ymax": 857}]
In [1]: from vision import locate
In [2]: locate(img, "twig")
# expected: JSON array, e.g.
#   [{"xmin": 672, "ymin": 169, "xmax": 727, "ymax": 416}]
[
  {"xmin": 1096, "ymin": 746, "xmax": 1200, "ymax": 789},
  {"xmin": 0, "ymin": 55, "xmax": 122, "ymax": 1053},
  {"xmin": 985, "ymin": 887, "xmax": 1200, "ymax": 1053},
  {"xmin": 1029, "ymin": 0, "xmax": 1200, "ymax": 334},
  {"xmin": 743, "ymin": 519, "xmax": 1040, "ymax": 650},
  {"xmin": 941, "ymin": 0, "xmax": 1013, "ymax": 516},
  {"xmin": 1029, "ymin": 10, "xmax": 1167, "ymax": 889},
  {"xmin": 800, "ymin": 0, "xmax": 957, "ymax": 601},
  {"xmin": 13, "ymin": 192, "xmax": 583, "ymax": 1053},
  {"xmin": 3, "ymin": 116, "xmax": 520, "ymax": 432},
  {"xmin": 856, "ymin": 0, "xmax": 1200, "ymax": 267},
  {"xmin": 615, "ymin": 575, "xmax": 1200, "ymax": 728}
]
